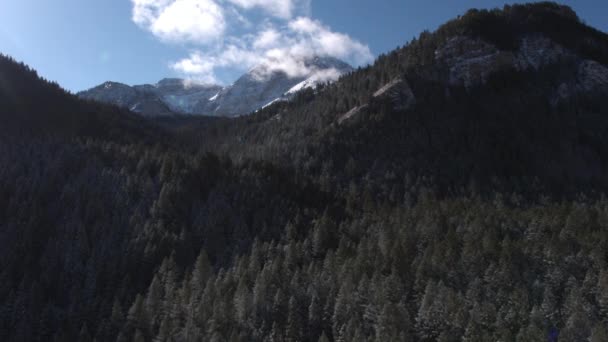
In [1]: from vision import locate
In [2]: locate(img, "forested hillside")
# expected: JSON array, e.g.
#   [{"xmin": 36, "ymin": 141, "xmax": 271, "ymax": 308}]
[{"xmin": 2, "ymin": 2, "xmax": 608, "ymax": 341}]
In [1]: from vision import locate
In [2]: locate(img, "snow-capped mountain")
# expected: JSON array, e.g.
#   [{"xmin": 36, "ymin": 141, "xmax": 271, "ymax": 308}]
[
  {"xmin": 78, "ymin": 79, "xmax": 222, "ymax": 117},
  {"xmin": 78, "ymin": 57, "xmax": 353, "ymax": 117},
  {"xmin": 201, "ymin": 56, "xmax": 353, "ymax": 117},
  {"xmin": 135, "ymin": 78, "xmax": 223, "ymax": 114}
]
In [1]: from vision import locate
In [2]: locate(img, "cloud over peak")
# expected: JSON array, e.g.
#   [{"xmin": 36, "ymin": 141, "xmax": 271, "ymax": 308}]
[
  {"xmin": 131, "ymin": 0, "xmax": 372, "ymax": 84},
  {"xmin": 132, "ymin": 0, "xmax": 226, "ymax": 43},
  {"xmin": 226, "ymin": 0, "xmax": 301, "ymax": 19}
]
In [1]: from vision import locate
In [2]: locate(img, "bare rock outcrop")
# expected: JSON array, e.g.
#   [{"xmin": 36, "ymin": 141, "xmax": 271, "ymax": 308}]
[
  {"xmin": 577, "ymin": 60, "xmax": 608, "ymax": 92},
  {"xmin": 434, "ymin": 35, "xmax": 578, "ymax": 88},
  {"xmin": 514, "ymin": 35, "xmax": 573, "ymax": 70},
  {"xmin": 338, "ymin": 105, "xmax": 368, "ymax": 125},
  {"xmin": 373, "ymin": 78, "xmax": 416, "ymax": 111},
  {"xmin": 434, "ymin": 36, "xmax": 513, "ymax": 87}
]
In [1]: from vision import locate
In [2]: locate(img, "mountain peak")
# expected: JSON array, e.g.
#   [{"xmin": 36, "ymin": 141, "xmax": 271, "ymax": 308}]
[
  {"xmin": 247, "ymin": 55, "xmax": 352, "ymax": 77},
  {"xmin": 205, "ymin": 56, "xmax": 353, "ymax": 117},
  {"xmin": 155, "ymin": 78, "xmax": 221, "ymax": 90},
  {"xmin": 306, "ymin": 55, "xmax": 353, "ymax": 70},
  {"xmin": 100, "ymin": 81, "xmax": 129, "ymax": 89},
  {"xmin": 155, "ymin": 78, "xmax": 185, "ymax": 87},
  {"xmin": 80, "ymin": 56, "xmax": 353, "ymax": 117}
]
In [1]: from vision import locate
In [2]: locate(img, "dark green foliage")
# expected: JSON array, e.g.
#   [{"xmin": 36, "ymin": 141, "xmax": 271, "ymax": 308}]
[{"xmin": 2, "ymin": 2, "xmax": 608, "ymax": 342}]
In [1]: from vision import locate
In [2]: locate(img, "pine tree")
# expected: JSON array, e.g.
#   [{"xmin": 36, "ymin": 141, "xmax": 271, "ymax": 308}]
[
  {"xmin": 153, "ymin": 317, "xmax": 172, "ymax": 342},
  {"xmin": 146, "ymin": 274, "xmax": 164, "ymax": 328},
  {"xmin": 598, "ymin": 269, "xmax": 608, "ymax": 322},
  {"xmin": 308, "ymin": 293, "xmax": 323, "ymax": 340},
  {"xmin": 272, "ymin": 289, "xmax": 287, "ymax": 326},
  {"xmin": 318, "ymin": 331, "xmax": 330, "ymax": 342},
  {"xmin": 78, "ymin": 324, "xmax": 93, "ymax": 342},
  {"xmin": 110, "ymin": 299, "xmax": 125, "ymax": 335},
  {"xmin": 233, "ymin": 279, "xmax": 251, "ymax": 326},
  {"xmin": 540, "ymin": 285, "xmax": 558, "ymax": 323},
  {"xmin": 286, "ymin": 296, "xmax": 304, "ymax": 342},
  {"xmin": 516, "ymin": 306, "xmax": 545, "ymax": 342},
  {"xmin": 375, "ymin": 302, "xmax": 410, "ymax": 341},
  {"xmin": 333, "ymin": 283, "xmax": 354, "ymax": 339},
  {"xmin": 191, "ymin": 249, "xmax": 212, "ymax": 293},
  {"xmin": 252, "ymin": 267, "xmax": 271, "ymax": 326},
  {"xmin": 133, "ymin": 329, "xmax": 145, "ymax": 342},
  {"xmin": 416, "ymin": 281, "xmax": 443, "ymax": 339},
  {"xmin": 312, "ymin": 212, "xmax": 335, "ymax": 259},
  {"xmin": 560, "ymin": 305, "xmax": 590, "ymax": 341},
  {"xmin": 462, "ymin": 319, "xmax": 484, "ymax": 342},
  {"xmin": 591, "ymin": 323, "xmax": 608, "ymax": 342},
  {"xmin": 270, "ymin": 322, "xmax": 284, "ymax": 342},
  {"xmin": 127, "ymin": 294, "xmax": 148, "ymax": 334}
]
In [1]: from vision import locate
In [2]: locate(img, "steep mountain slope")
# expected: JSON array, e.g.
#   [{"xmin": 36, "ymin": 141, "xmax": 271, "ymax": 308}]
[
  {"xmin": 4, "ymin": 3, "xmax": 608, "ymax": 342},
  {"xmin": 0, "ymin": 55, "xmax": 160, "ymax": 142},
  {"xmin": 186, "ymin": 2, "xmax": 608, "ymax": 196},
  {"xmin": 78, "ymin": 57, "xmax": 352, "ymax": 117}
]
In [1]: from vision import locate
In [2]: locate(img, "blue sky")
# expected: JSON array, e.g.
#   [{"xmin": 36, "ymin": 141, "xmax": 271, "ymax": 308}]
[{"xmin": 0, "ymin": 0, "xmax": 606, "ymax": 92}]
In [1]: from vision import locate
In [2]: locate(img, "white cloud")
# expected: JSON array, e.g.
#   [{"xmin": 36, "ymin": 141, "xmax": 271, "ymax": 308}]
[
  {"xmin": 132, "ymin": 0, "xmax": 373, "ymax": 84},
  {"xmin": 225, "ymin": 0, "xmax": 297, "ymax": 19},
  {"xmin": 131, "ymin": 0, "xmax": 226, "ymax": 43},
  {"xmin": 171, "ymin": 52, "xmax": 214, "ymax": 77},
  {"xmin": 171, "ymin": 45, "xmax": 262, "ymax": 83},
  {"xmin": 253, "ymin": 28, "xmax": 281, "ymax": 49},
  {"xmin": 287, "ymin": 17, "xmax": 373, "ymax": 65},
  {"xmin": 307, "ymin": 67, "xmax": 344, "ymax": 83}
]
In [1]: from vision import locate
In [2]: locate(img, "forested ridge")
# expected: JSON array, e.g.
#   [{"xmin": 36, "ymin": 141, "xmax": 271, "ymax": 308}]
[{"xmin": 2, "ymin": 2, "xmax": 608, "ymax": 341}]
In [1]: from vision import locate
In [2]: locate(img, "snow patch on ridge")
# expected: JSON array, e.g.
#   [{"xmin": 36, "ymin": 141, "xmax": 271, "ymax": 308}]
[{"xmin": 286, "ymin": 68, "xmax": 344, "ymax": 95}]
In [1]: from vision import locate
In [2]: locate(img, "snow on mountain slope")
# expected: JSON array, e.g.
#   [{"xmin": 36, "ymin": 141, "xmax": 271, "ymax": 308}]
[
  {"xmin": 204, "ymin": 56, "xmax": 353, "ymax": 117},
  {"xmin": 78, "ymin": 57, "xmax": 353, "ymax": 117},
  {"xmin": 79, "ymin": 79, "xmax": 221, "ymax": 116},
  {"xmin": 285, "ymin": 67, "xmax": 346, "ymax": 95}
]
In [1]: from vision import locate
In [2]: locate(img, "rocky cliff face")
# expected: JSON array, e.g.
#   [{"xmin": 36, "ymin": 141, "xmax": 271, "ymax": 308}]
[
  {"xmin": 338, "ymin": 28, "xmax": 608, "ymax": 127},
  {"xmin": 578, "ymin": 60, "xmax": 608, "ymax": 92},
  {"xmin": 434, "ymin": 35, "xmax": 574, "ymax": 87},
  {"xmin": 78, "ymin": 57, "xmax": 352, "ymax": 117},
  {"xmin": 373, "ymin": 78, "xmax": 416, "ymax": 111},
  {"xmin": 432, "ymin": 33, "xmax": 608, "ymax": 104}
]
